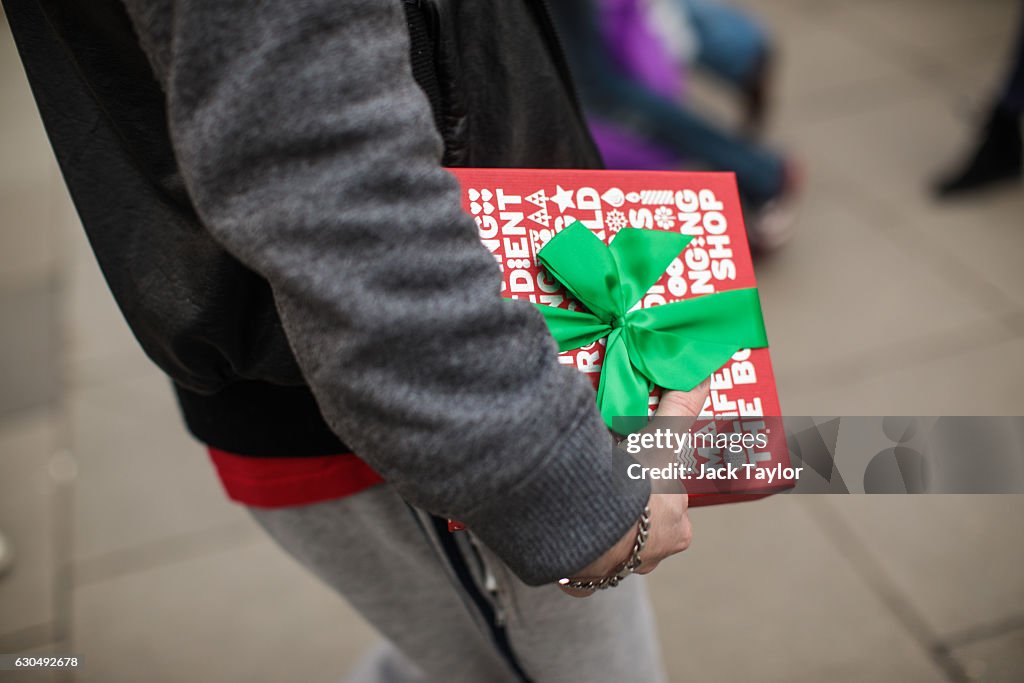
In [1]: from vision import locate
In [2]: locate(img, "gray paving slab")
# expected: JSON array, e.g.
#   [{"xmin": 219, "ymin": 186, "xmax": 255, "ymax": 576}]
[
  {"xmin": 0, "ymin": 281, "xmax": 60, "ymax": 417},
  {"xmin": 951, "ymin": 625, "xmax": 1024, "ymax": 683},
  {"xmin": 72, "ymin": 540, "xmax": 377, "ymax": 683},
  {"xmin": 812, "ymin": 496, "xmax": 1024, "ymax": 640},
  {"xmin": 649, "ymin": 496, "xmax": 948, "ymax": 682},
  {"xmin": 0, "ymin": 412, "xmax": 58, "ymax": 643},
  {"xmin": 69, "ymin": 371, "xmax": 248, "ymax": 565}
]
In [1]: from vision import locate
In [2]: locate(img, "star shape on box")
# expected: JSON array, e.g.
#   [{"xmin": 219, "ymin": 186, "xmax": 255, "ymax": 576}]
[{"xmin": 551, "ymin": 185, "xmax": 575, "ymax": 213}]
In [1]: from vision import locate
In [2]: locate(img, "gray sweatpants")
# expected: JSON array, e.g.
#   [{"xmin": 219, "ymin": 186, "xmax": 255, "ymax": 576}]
[{"xmin": 249, "ymin": 485, "xmax": 667, "ymax": 683}]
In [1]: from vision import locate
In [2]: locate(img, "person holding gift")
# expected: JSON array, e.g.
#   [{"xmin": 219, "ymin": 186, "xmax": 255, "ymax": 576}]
[{"xmin": 4, "ymin": 0, "xmax": 709, "ymax": 681}]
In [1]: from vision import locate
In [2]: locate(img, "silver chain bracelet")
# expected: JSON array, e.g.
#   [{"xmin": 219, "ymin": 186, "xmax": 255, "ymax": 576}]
[{"xmin": 558, "ymin": 505, "xmax": 651, "ymax": 592}]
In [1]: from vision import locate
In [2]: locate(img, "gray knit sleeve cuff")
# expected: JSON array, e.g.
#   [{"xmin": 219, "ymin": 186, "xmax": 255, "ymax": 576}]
[{"xmin": 460, "ymin": 407, "xmax": 652, "ymax": 586}]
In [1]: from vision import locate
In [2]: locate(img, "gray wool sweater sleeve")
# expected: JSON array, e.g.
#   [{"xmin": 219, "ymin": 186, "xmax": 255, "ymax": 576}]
[{"xmin": 127, "ymin": 0, "xmax": 650, "ymax": 585}]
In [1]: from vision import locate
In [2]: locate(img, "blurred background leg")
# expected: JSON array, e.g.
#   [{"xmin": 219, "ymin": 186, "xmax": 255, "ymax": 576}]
[
  {"xmin": 0, "ymin": 530, "xmax": 12, "ymax": 577},
  {"xmin": 934, "ymin": 0, "xmax": 1024, "ymax": 198}
]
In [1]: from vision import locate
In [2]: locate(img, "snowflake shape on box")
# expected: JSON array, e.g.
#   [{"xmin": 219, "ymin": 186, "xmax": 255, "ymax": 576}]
[
  {"xmin": 654, "ymin": 206, "xmax": 675, "ymax": 229},
  {"xmin": 605, "ymin": 209, "xmax": 628, "ymax": 232}
]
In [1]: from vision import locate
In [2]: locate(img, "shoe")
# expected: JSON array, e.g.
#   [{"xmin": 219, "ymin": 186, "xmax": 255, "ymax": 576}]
[
  {"xmin": 747, "ymin": 157, "xmax": 804, "ymax": 253},
  {"xmin": 741, "ymin": 49, "xmax": 774, "ymax": 138},
  {"xmin": 934, "ymin": 104, "xmax": 1023, "ymax": 198}
]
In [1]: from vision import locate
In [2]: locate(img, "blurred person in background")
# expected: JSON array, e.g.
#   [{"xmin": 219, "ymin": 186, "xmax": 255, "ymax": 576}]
[
  {"xmin": 934, "ymin": 0, "xmax": 1023, "ymax": 198},
  {"xmin": 0, "ymin": 530, "xmax": 12, "ymax": 577},
  {"xmin": 549, "ymin": 0, "xmax": 803, "ymax": 251},
  {"xmin": 2, "ymin": 0, "xmax": 705, "ymax": 681},
  {"xmin": 660, "ymin": 0, "xmax": 776, "ymax": 134}
]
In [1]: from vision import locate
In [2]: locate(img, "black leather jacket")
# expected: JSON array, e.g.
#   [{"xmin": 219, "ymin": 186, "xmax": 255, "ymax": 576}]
[{"xmin": 4, "ymin": 0, "xmax": 601, "ymax": 456}]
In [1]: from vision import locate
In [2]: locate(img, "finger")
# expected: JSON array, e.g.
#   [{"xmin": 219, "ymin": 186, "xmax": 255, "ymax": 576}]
[
  {"xmin": 656, "ymin": 378, "xmax": 711, "ymax": 418},
  {"xmin": 677, "ymin": 512, "xmax": 693, "ymax": 552}
]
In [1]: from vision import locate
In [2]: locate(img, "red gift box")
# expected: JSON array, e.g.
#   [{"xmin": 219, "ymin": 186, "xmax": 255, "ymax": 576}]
[{"xmin": 450, "ymin": 168, "xmax": 793, "ymax": 506}]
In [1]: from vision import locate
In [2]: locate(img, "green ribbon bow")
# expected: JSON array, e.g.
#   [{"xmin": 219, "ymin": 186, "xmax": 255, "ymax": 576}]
[{"xmin": 532, "ymin": 221, "xmax": 769, "ymax": 426}]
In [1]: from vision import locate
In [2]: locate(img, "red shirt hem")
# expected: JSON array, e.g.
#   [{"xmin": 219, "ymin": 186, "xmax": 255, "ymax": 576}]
[{"xmin": 208, "ymin": 448, "xmax": 384, "ymax": 508}]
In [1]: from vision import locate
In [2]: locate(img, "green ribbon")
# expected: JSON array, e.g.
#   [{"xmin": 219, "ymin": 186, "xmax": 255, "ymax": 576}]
[{"xmin": 531, "ymin": 221, "xmax": 768, "ymax": 426}]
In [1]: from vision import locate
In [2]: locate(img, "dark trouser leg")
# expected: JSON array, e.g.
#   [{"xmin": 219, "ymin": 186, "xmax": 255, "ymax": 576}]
[{"xmin": 934, "ymin": 2, "xmax": 1024, "ymax": 197}]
